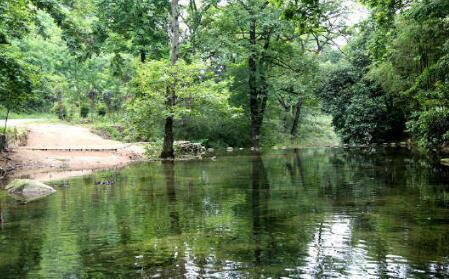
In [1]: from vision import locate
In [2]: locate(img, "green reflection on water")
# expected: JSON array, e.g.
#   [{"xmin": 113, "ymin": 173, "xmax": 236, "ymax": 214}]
[{"xmin": 1, "ymin": 148, "xmax": 449, "ymax": 278}]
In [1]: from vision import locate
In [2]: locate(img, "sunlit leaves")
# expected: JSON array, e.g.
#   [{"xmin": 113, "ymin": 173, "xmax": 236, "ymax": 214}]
[
  {"xmin": 132, "ymin": 59, "xmax": 234, "ymax": 122},
  {"xmin": 94, "ymin": 0, "xmax": 170, "ymax": 60},
  {"xmin": 0, "ymin": 46, "xmax": 35, "ymax": 114},
  {"xmin": 0, "ymin": 0, "xmax": 33, "ymax": 43}
]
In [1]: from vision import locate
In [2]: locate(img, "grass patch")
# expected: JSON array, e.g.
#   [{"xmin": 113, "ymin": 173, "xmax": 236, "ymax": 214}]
[
  {"xmin": 0, "ymin": 108, "xmax": 56, "ymax": 120},
  {"xmin": 295, "ymin": 113, "xmax": 340, "ymax": 147},
  {"xmin": 91, "ymin": 122, "xmax": 126, "ymax": 141},
  {"xmin": 271, "ymin": 109, "xmax": 340, "ymax": 148}
]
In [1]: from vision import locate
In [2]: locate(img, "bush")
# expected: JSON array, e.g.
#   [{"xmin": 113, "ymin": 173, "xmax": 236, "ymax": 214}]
[
  {"xmin": 52, "ymin": 102, "xmax": 67, "ymax": 120},
  {"xmin": 97, "ymin": 104, "xmax": 107, "ymax": 117},
  {"xmin": 80, "ymin": 105, "xmax": 89, "ymax": 118},
  {"xmin": 320, "ymin": 68, "xmax": 405, "ymax": 144},
  {"xmin": 92, "ymin": 123, "xmax": 125, "ymax": 141},
  {"xmin": 174, "ymin": 113, "xmax": 249, "ymax": 148},
  {"xmin": 1, "ymin": 127, "xmax": 28, "ymax": 149},
  {"xmin": 144, "ymin": 140, "xmax": 163, "ymax": 159},
  {"xmin": 407, "ymin": 107, "xmax": 449, "ymax": 149}
]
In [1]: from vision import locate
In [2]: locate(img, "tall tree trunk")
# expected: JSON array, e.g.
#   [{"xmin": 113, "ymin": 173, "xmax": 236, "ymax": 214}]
[
  {"xmin": 249, "ymin": 16, "xmax": 259, "ymax": 149},
  {"xmin": 3, "ymin": 108, "xmax": 10, "ymax": 135},
  {"xmin": 290, "ymin": 99, "xmax": 302, "ymax": 138},
  {"xmin": 248, "ymin": 25, "xmax": 271, "ymax": 150},
  {"xmin": 256, "ymin": 39, "xmax": 269, "ymax": 141},
  {"xmin": 1, "ymin": 108, "xmax": 10, "ymax": 151},
  {"xmin": 161, "ymin": 0, "xmax": 179, "ymax": 159},
  {"xmin": 253, "ymin": 62, "xmax": 268, "ymax": 148},
  {"xmin": 283, "ymin": 106, "xmax": 290, "ymax": 132},
  {"xmin": 57, "ymin": 90, "xmax": 65, "ymax": 120}
]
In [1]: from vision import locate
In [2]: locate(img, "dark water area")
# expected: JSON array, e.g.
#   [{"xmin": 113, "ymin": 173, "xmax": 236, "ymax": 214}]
[{"xmin": 1, "ymin": 148, "xmax": 449, "ymax": 278}]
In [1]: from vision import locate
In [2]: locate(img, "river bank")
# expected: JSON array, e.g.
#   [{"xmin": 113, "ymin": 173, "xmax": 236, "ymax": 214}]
[{"xmin": 0, "ymin": 119, "xmax": 146, "ymax": 182}]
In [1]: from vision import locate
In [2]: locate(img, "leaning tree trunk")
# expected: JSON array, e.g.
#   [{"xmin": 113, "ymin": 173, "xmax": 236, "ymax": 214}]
[
  {"xmin": 290, "ymin": 99, "xmax": 302, "ymax": 138},
  {"xmin": 161, "ymin": 0, "xmax": 179, "ymax": 159}
]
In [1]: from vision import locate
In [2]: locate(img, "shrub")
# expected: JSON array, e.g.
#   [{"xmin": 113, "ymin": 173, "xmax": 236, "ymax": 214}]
[
  {"xmin": 97, "ymin": 104, "xmax": 107, "ymax": 117},
  {"xmin": 92, "ymin": 123, "xmax": 124, "ymax": 141},
  {"xmin": 52, "ymin": 102, "xmax": 67, "ymax": 120},
  {"xmin": 407, "ymin": 107, "xmax": 449, "ymax": 149},
  {"xmin": 320, "ymin": 73, "xmax": 405, "ymax": 144},
  {"xmin": 144, "ymin": 140, "xmax": 163, "ymax": 159},
  {"xmin": 80, "ymin": 105, "xmax": 89, "ymax": 118}
]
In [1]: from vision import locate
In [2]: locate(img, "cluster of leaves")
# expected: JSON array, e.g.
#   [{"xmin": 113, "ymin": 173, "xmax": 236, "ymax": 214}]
[
  {"xmin": 0, "ymin": 45, "xmax": 35, "ymax": 115},
  {"xmin": 0, "ymin": 1, "xmax": 35, "ymax": 122},
  {"xmin": 319, "ymin": 29, "xmax": 405, "ymax": 144},
  {"xmin": 0, "ymin": 0, "xmax": 350, "ymax": 149},
  {"xmin": 320, "ymin": 0, "xmax": 449, "ymax": 150},
  {"xmin": 129, "ymin": 59, "xmax": 239, "ymax": 144}
]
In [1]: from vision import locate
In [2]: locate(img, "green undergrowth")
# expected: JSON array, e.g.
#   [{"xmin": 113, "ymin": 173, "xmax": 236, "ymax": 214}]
[
  {"xmin": 270, "ymin": 112, "xmax": 340, "ymax": 148},
  {"xmin": 0, "ymin": 108, "xmax": 56, "ymax": 120},
  {"xmin": 294, "ymin": 113, "xmax": 340, "ymax": 147},
  {"xmin": 2, "ymin": 109, "xmax": 340, "ymax": 153},
  {"xmin": 91, "ymin": 122, "xmax": 125, "ymax": 141},
  {"xmin": 3, "ymin": 127, "xmax": 28, "ymax": 147}
]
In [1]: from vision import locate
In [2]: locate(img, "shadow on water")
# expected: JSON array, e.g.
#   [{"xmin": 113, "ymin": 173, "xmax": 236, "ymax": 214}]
[
  {"xmin": 0, "ymin": 194, "xmax": 49, "ymax": 279},
  {"xmin": 163, "ymin": 161, "xmax": 180, "ymax": 235}
]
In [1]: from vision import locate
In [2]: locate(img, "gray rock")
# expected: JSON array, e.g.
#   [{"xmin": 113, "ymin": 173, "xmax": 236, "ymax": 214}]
[
  {"xmin": 175, "ymin": 141, "xmax": 206, "ymax": 156},
  {"xmin": 5, "ymin": 179, "xmax": 56, "ymax": 202}
]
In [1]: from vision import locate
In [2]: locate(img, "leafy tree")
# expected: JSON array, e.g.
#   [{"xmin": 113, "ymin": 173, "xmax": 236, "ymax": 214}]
[
  {"xmin": 0, "ymin": 1, "xmax": 35, "ymax": 142},
  {"xmin": 270, "ymin": 47, "xmax": 320, "ymax": 138},
  {"xmin": 131, "ymin": 60, "xmax": 233, "ymax": 145},
  {"xmin": 196, "ymin": 0, "xmax": 346, "ymax": 148},
  {"xmin": 0, "ymin": 46, "xmax": 35, "ymax": 133},
  {"xmin": 318, "ymin": 22, "xmax": 406, "ymax": 144},
  {"xmin": 94, "ymin": 0, "xmax": 170, "ymax": 62}
]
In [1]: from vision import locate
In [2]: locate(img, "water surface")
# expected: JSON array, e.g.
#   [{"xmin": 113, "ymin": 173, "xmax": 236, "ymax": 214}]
[{"xmin": 1, "ymin": 148, "xmax": 449, "ymax": 278}]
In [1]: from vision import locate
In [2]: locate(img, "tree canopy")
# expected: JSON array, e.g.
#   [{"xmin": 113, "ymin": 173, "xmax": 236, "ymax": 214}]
[{"xmin": 1, "ymin": 0, "xmax": 448, "ymax": 153}]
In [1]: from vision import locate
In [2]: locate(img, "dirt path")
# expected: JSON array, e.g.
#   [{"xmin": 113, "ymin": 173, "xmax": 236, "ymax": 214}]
[{"xmin": 1, "ymin": 119, "xmax": 145, "ymax": 181}]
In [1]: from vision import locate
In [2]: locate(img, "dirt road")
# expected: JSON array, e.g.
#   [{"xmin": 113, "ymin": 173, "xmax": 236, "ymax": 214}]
[{"xmin": 1, "ymin": 119, "xmax": 145, "ymax": 181}]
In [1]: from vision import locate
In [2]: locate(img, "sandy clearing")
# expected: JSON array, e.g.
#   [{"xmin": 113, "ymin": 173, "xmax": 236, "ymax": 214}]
[{"xmin": 1, "ymin": 119, "xmax": 145, "ymax": 181}]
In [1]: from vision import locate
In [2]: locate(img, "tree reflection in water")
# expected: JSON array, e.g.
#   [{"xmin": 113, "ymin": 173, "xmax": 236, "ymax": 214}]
[{"xmin": 0, "ymin": 148, "xmax": 449, "ymax": 278}]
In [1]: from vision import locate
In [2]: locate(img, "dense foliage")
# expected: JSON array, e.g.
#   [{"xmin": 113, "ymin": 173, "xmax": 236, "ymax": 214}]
[
  {"xmin": 320, "ymin": 0, "xmax": 449, "ymax": 149},
  {"xmin": 1, "ymin": 0, "xmax": 448, "ymax": 153}
]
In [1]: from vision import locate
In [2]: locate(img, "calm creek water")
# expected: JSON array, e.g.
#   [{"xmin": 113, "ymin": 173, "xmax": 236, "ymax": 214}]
[{"xmin": 1, "ymin": 148, "xmax": 449, "ymax": 278}]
